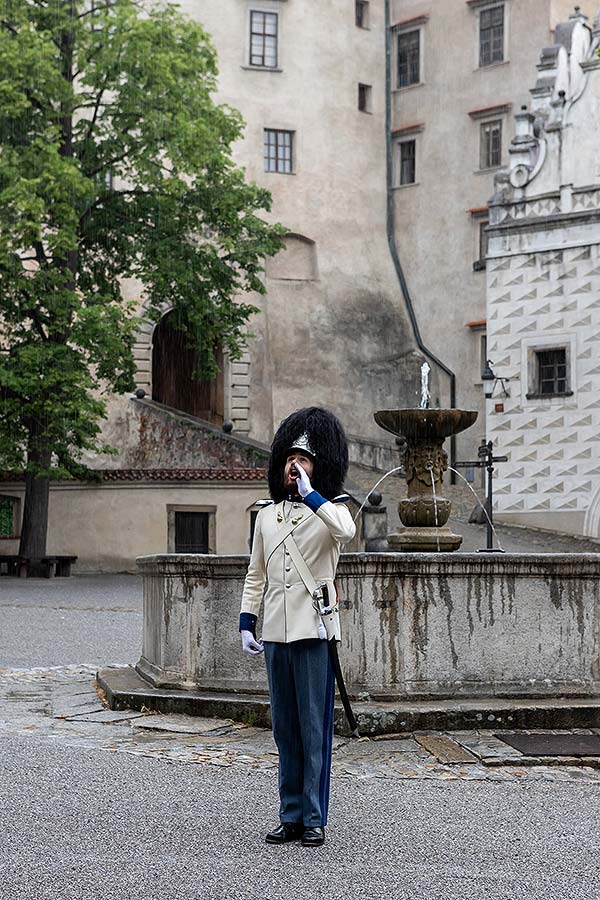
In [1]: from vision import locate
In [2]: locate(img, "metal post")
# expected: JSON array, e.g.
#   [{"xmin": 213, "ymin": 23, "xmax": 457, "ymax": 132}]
[{"xmin": 486, "ymin": 443, "xmax": 494, "ymax": 551}]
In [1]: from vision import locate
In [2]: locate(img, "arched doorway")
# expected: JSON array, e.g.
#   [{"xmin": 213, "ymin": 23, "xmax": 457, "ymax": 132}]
[{"xmin": 152, "ymin": 311, "xmax": 224, "ymax": 425}]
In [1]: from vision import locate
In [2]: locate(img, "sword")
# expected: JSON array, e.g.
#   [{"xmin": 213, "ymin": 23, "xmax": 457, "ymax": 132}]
[{"xmin": 315, "ymin": 583, "xmax": 360, "ymax": 738}]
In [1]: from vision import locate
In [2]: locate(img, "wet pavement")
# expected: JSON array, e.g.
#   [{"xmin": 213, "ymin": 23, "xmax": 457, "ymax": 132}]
[{"xmin": 2, "ymin": 664, "xmax": 600, "ymax": 786}]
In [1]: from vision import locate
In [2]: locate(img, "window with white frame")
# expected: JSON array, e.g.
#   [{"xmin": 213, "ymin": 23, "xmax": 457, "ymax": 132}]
[
  {"xmin": 480, "ymin": 119, "xmax": 502, "ymax": 169},
  {"xmin": 525, "ymin": 344, "xmax": 574, "ymax": 400},
  {"xmin": 249, "ymin": 10, "xmax": 278, "ymax": 68},
  {"xmin": 479, "ymin": 5, "xmax": 504, "ymax": 67},
  {"xmin": 397, "ymin": 30, "xmax": 421, "ymax": 88},
  {"xmin": 264, "ymin": 129, "xmax": 293, "ymax": 173},
  {"xmin": 399, "ymin": 139, "xmax": 416, "ymax": 185}
]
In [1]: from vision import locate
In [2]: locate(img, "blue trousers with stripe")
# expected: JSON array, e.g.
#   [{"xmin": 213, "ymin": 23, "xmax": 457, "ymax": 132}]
[{"xmin": 264, "ymin": 639, "xmax": 335, "ymax": 828}]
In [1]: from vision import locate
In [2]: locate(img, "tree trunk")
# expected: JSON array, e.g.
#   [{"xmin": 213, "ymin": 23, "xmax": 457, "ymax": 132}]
[{"xmin": 19, "ymin": 447, "xmax": 51, "ymax": 564}]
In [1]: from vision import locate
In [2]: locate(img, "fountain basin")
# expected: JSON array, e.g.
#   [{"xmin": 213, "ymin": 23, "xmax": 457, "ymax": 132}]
[
  {"xmin": 134, "ymin": 552, "xmax": 600, "ymax": 711},
  {"xmin": 374, "ymin": 409, "xmax": 478, "ymax": 442}
]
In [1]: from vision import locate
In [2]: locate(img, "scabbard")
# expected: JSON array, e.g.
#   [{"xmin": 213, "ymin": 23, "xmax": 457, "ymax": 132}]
[{"xmin": 327, "ymin": 637, "xmax": 360, "ymax": 738}]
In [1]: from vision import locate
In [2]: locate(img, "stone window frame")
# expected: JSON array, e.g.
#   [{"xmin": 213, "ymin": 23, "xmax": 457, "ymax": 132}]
[
  {"xmin": 242, "ymin": 2, "xmax": 284, "ymax": 73},
  {"xmin": 520, "ymin": 332, "xmax": 577, "ymax": 406},
  {"xmin": 167, "ymin": 505, "xmax": 217, "ymax": 554},
  {"xmin": 392, "ymin": 125, "xmax": 424, "ymax": 188},
  {"xmin": 466, "ymin": 0, "xmax": 511, "ymax": 72},
  {"xmin": 479, "ymin": 118, "xmax": 502, "ymax": 170},
  {"xmin": 358, "ymin": 82, "xmax": 372, "ymax": 114},
  {"xmin": 391, "ymin": 17, "xmax": 428, "ymax": 92},
  {"xmin": 399, "ymin": 138, "xmax": 416, "ymax": 185}
]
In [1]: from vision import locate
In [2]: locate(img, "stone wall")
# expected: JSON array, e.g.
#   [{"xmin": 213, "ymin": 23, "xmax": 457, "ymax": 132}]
[{"xmin": 136, "ymin": 552, "xmax": 600, "ymax": 700}]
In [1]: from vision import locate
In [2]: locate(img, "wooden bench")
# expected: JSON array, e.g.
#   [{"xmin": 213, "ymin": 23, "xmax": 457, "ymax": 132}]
[{"xmin": 0, "ymin": 555, "xmax": 78, "ymax": 577}]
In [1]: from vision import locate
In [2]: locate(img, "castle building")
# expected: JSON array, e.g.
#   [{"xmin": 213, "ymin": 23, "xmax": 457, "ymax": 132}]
[{"xmin": 2, "ymin": 1, "xmax": 599, "ymax": 569}]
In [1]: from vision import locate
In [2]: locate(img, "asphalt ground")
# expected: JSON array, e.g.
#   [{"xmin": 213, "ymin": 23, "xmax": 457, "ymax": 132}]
[
  {"xmin": 2, "ymin": 734, "xmax": 599, "ymax": 900},
  {"xmin": 1, "ymin": 575, "xmax": 600, "ymax": 900}
]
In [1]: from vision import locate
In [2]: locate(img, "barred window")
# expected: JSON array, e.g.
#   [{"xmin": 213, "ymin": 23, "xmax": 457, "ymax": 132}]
[
  {"xmin": 264, "ymin": 129, "xmax": 293, "ymax": 173},
  {"xmin": 480, "ymin": 120, "xmax": 502, "ymax": 169},
  {"xmin": 479, "ymin": 5, "xmax": 504, "ymax": 67},
  {"xmin": 536, "ymin": 349, "xmax": 568, "ymax": 396},
  {"xmin": 399, "ymin": 140, "xmax": 416, "ymax": 185},
  {"xmin": 250, "ymin": 11, "xmax": 278, "ymax": 68},
  {"xmin": 397, "ymin": 30, "xmax": 420, "ymax": 88}
]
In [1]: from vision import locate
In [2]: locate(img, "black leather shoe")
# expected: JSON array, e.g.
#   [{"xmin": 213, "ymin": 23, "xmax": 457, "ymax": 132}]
[
  {"xmin": 265, "ymin": 823, "xmax": 304, "ymax": 844},
  {"xmin": 301, "ymin": 826, "xmax": 325, "ymax": 847}
]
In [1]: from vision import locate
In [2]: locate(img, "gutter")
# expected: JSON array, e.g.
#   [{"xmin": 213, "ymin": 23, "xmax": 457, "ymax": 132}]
[{"xmin": 384, "ymin": 0, "xmax": 458, "ymax": 477}]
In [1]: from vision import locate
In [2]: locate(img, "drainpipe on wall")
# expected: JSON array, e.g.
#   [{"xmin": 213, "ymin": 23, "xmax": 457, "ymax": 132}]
[{"xmin": 384, "ymin": 0, "xmax": 458, "ymax": 479}]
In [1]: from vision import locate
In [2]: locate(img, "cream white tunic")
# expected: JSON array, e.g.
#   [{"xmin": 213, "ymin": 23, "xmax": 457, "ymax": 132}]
[{"xmin": 240, "ymin": 494, "xmax": 356, "ymax": 643}]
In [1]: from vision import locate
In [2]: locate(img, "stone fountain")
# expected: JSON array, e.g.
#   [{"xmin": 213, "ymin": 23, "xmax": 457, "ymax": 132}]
[
  {"xmin": 374, "ymin": 364, "xmax": 477, "ymax": 551},
  {"xmin": 98, "ymin": 361, "xmax": 600, "ymax": 735}
]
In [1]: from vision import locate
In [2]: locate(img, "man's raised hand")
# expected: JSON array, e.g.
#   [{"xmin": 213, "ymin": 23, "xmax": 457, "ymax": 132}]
[{"xmin": 294, "ymin": 461, "xmax": 313, "ymax": 498}]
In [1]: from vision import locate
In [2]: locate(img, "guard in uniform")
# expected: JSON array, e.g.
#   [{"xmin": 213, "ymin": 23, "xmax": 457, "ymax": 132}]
[{"xmin": 239, "ymin": 407, "xmax": 356, "ymax": 847}]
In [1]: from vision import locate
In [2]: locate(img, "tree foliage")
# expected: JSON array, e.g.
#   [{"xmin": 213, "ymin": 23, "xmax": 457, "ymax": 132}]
[{"xmin": 0, "ymin": 0, "xmax": 283, "ymax": 488}]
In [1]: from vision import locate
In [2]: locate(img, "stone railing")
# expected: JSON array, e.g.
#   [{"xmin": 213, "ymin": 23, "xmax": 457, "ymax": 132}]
[{"xmin": 137, "ymin": 553, "xmax": 600, "ymax": 701}]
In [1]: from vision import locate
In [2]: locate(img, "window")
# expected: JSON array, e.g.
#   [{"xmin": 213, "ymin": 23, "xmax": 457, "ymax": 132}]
[
  {"xmin": 355, "ymin": 0, "xmax": 369, "ymax": 28},
  {"xmin": 397, "ymin": 30, "xmax": 420, "ymax": 88},
  {"xmin": 358, "ymin": 83, "xmax": 372, "ymax": 113},
  {"xmin": 250, "ymin": 11, "xmax": 278, "ymax": 68},
  {"xmin": 174, "ymin": 511, "xmax": 209, "ymax": 553},
  {"xmin": 0, "ymin": 496, "xmax": 16, "ymax": 537},
  {"xmin": 480, "ymin": 119, "xmax": 502, "ymax": 169},
  {"xmin": 399, "ymin": 140, "xmax": 416, "ymax": 185},
  {"xmin": 264, "ymin": 129, "xmax": 293, "ymax": 173},
  {"xmin": 479, "ymin": 220, "xmax": 489, "ymax": 259},
  {"xmin": 479, "ymin": 5, "xmax": 504, "ymax": 67},
  {"xmin": 536, "ymin": 349, "xmax": 568, "ymax": 396}
]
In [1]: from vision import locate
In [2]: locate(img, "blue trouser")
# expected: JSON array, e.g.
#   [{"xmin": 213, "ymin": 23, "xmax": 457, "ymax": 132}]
[{"xmin": 264, "ymin": 639, "xmax": 335, "ymax": 828}]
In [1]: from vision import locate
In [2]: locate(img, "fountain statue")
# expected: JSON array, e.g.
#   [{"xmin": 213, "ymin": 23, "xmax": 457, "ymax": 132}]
[{"xmin": 374, "ymin": 363, "xmax": 477, "ymax": 551}]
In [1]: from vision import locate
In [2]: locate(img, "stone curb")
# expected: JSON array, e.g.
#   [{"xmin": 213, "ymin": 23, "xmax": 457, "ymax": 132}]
[{"xmin": 98, "ymin": 666, "xmax": 600, "ymax": 738}]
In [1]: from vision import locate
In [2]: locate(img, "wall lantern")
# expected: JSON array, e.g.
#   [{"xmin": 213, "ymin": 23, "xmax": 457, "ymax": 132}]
[{"xmin": 482, "ymin": 360, "xmax": 510, "ymax": 400}]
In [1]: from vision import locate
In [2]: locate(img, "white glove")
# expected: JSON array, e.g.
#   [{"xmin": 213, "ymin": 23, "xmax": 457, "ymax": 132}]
[
  {"xmin": 241, "ymin": 630, "xmax": 264, "ymax": 655},
  {"xmin": 293, "ymin": 461, "xmax": 313, "ymax": 498}
]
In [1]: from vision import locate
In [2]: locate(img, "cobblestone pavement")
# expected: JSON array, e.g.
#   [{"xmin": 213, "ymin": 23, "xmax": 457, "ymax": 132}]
[{"xmin": 2, "ymin": 664, "xmax": 600, "ymax": 786}]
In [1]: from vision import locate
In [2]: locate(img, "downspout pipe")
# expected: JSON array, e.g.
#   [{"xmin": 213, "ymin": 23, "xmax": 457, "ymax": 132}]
[{"xmin": 384, "ymin": 0, "xmax": 458, "ymax": 477}]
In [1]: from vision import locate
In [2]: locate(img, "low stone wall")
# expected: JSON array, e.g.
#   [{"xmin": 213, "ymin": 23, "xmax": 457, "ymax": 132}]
[{"xmin": 136, "ymin": 553, "xmax": 600, "ymax": 700}]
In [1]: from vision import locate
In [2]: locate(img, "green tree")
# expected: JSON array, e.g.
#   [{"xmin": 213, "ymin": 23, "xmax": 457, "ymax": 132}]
[{"xmin": 0, "ymin": 0, "xmax": 283, "ymax": 564}]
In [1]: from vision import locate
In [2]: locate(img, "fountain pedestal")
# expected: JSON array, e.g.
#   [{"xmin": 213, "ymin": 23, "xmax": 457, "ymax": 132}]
[{"xmin": 374, "ymin": 408, "xmax": 478, "ymax": 553}]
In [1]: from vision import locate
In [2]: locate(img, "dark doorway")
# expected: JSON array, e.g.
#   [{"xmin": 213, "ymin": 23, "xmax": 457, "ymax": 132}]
[
  {"xmin": 152, "ymin": 311, "xmax": 224, "ymax": 424},
  {"xmin": 174, "ymin": 511, "xmax": 209, "ymax": 553}
]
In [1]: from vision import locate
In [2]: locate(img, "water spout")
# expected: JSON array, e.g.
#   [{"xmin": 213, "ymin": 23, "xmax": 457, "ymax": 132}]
[
  {"xmin": 447, "ymin": 466, "xmax": 504, "ymax": 552},
  {"xmin": 420, "ymin": 362, "xmax": 431, "ymax": 410}
]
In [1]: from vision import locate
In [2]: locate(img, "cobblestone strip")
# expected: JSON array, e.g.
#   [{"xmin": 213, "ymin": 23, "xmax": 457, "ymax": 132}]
[{"xmin": 2, "ymin": 666, "xmax": 600, "ymax": 785}]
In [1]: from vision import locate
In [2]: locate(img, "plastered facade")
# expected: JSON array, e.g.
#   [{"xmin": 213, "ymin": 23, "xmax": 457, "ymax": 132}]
[{"xmin": 486, "ymin": 10, "xmax": 600, "ymax": 535}]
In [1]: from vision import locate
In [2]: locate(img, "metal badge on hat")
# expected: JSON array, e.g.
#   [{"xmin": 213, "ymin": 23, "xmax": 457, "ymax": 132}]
[{"xmin": 290, "ymin": 433, "xmax": 317, "ymax": 457}]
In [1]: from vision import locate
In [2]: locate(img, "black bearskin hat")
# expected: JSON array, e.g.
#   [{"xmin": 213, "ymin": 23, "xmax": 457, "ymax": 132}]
[{"xmin": 268, "ymin": 406, "xmax": 349, "ymax": 502}]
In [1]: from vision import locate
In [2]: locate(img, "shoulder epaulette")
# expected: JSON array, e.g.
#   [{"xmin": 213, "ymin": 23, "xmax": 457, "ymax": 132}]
[
  {"xmin": 256, "ymin": 499, "xmax": 275, "ymax": 507},
  {"xmin": 332, "ymin": 494, "xmax": 351, "ymax": 503}
]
